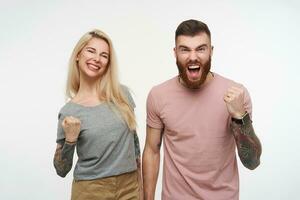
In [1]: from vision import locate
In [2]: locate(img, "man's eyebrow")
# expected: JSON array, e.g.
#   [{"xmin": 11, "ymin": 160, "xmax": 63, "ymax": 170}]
[
  {"xmin": 178, "ymin": 45, "xmax": 189, "ymax": 49},
  {"xmin": 178, "ymin": 44, "xmax": 208, "ymax": 49},
  {"xmin": 195, "ymin": 44, "xmax": 209, "ymax": 49}
]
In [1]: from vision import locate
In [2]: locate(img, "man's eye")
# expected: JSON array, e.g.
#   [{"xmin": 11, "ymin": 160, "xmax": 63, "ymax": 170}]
[{"xmin": 180, "ymin": 49, "xmax": 189, "ymax": 52}]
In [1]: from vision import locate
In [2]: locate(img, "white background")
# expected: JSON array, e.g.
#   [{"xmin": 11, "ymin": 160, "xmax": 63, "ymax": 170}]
[{"xmin": 1, "ymin": 0, "xmax": 299, "ymax": 199}]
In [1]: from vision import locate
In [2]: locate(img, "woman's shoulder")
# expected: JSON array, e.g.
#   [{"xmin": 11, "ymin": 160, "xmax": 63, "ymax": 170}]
[
  {"xmin": 57, "ymin": 101, "xmax": 76, "ymax": 117},
  {"xmin": 120, "ymin": 84, "xmax": 135, "ymax": 108},
  {"xmin": 120, "ymin": 84, "xmax": 130, "ymax": 93},
  {"xmin": 120, "ymin": 84, "xmax": 133, "ymax": 98}
]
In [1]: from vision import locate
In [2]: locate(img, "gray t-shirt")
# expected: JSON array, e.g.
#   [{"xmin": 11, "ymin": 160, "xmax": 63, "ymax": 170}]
[{"xmin": 56, "ymin": 86, "xmax": 137, "ymax": 180}]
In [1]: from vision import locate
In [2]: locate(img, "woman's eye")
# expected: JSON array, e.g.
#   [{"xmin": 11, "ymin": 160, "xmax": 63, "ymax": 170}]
[{"xmin": 101, "ymin": 53, "xmax": 109, "ymax": 59}]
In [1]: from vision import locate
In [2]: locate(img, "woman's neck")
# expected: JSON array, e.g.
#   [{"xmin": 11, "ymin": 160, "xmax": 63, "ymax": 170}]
[{"xmin": 73, "ymin": 75, "xmax": 101, "ymax": 105}]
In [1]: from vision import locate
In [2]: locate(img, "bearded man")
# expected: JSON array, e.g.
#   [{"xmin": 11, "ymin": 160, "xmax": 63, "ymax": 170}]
[{"xmin": 142, "ymin": 19, "xmax": 262, "ymax": 200}]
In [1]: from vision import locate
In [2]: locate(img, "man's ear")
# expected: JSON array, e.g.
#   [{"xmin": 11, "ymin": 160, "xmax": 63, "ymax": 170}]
[{"xmin": 173, "ymin": 47, "xmax": 176, "ymax": 58}]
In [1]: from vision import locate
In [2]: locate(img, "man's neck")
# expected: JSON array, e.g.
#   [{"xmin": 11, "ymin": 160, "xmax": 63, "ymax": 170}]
[{"xmin": 179, "ymin": 71, "xmax": 214, "ymax": 89}]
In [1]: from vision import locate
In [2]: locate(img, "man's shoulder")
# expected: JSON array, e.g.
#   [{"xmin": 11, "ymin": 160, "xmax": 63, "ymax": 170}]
[
  {"xmin": 214, "ymin": 72, "xmax": 243, "ymax": 87},
  {"xmin": 214, "ymin": 72, "xmax": 251, "ymax": 102},
  {"xmin": 149, "ymin": 76, "xmax": 178, "ymax": 94}
]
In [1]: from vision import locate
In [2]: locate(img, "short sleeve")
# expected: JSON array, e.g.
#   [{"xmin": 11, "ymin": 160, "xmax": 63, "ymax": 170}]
[
  {"xmin": 56, "ymin": 112, "xmax": 65, "ymax": 144},
  {"xmin": 243, "ymin": 85, "xmax": 253, "ymax": 119},
  {"xmin": 146, "ymin": 88, "xmax": 164, "ymax": 129},
  {"xmin": 121, "ymin": 85, "xmax": 136, "ymax": 109}
]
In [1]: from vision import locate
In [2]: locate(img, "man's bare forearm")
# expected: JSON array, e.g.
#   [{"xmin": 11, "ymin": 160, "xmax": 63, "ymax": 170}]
[
  {"xmin": 53, "ymin": 142, "xmax": 76, "ymax": 177},
  {"xmin": 142, "ymin": 133, "xmax": 162, "ymax": 200},
  {"xmin": 231, "ymin": 117, "xmax": 262, "ymax": 170},
  {"xmin": 143, "ymin": 149, "xmax": 160, "ymax": 200}
]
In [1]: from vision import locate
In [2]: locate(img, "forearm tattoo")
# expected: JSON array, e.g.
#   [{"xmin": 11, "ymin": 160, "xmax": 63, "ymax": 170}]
[
  {"xmin": 231, "ymin": 118, "xmax": 262, "ymax": 170},
  {"xmin": 133, "ymin": 131, "xmax": 141, "ymax": 158},
  {"xmin": 133, "ymin": 131, "xmax": 141, "ymax": 169},
  {"xmin": 133, "ymin": 132, "xmax": 144, "ymax": 195},
  {"xmin": 53, "ymin": 142, "xmax": 76, "ymax": 177}
]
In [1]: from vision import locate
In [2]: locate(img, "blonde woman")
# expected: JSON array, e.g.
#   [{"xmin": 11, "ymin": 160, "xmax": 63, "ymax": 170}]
[{"xmin": 53, "ymin": 29, "xmax": 142, "ymax": 200}]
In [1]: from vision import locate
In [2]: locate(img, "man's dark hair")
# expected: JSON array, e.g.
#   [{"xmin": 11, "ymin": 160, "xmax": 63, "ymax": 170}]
[{"xmin": 175, "ymin": 19, "xmax": 211, "ymax": 41}]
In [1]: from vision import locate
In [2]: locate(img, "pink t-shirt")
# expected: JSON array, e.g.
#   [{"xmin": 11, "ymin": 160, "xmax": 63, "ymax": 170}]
[{"xmin": 146, "ymin": 73, "xmax": 252, "ymax": 200}]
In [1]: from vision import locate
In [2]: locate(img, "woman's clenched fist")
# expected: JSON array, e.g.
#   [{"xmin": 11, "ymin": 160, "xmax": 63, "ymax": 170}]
[{"xmin": 62, "ymin": 116, "xmax": 81, "ymax": 143}]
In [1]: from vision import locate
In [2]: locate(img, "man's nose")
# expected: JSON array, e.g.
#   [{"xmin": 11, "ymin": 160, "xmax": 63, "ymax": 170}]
[{"xmin": 189, "ymin": 50, "xmax": 198, "ymax": 61}]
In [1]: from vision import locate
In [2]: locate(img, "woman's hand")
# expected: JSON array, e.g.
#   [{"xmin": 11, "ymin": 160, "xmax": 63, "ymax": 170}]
[{"xmin": 62, "ymin": 116, "xmax": 81, "ymax": 143}]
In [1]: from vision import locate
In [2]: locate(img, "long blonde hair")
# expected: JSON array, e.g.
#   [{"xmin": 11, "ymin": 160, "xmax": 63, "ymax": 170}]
[{"xmin": 66, "ymin": 29, "xmax": 136, "ymax": 130}]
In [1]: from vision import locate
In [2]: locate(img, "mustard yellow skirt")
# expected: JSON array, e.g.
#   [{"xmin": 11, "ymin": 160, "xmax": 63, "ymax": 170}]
[{"xmin": 71, "ymin": 170, "xmax": 139, "ymax": 200}]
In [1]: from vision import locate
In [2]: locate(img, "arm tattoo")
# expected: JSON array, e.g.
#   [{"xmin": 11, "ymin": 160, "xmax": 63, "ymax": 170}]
[
  {"xmin": 231, "ymin": 117, "xmax": 262, "ymax": 170},
  {"xmin": 133, "ymin": 131, "xmax": 141, "ymax": 168},
  {"xmin": 133, "ymin": 131, "xmax": 141, "ymax": 159},
  {"xmin": 133, "ymin": 132, "xmax": 144, "ymax": 197},
  {"xmin": 53, "ymin": 142, "xmax": 76, "ymax": 177}
]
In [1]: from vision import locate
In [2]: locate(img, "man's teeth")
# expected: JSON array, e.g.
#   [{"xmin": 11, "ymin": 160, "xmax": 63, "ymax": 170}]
[{"xmin": 188, "ymin": 65, "xmax": 200, "ymax": 69}]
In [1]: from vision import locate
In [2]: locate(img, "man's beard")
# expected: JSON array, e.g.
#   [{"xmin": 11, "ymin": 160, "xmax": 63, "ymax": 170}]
[{"xmin": 176, "ymin": 56, "xmax": 211, "ymax": 89}]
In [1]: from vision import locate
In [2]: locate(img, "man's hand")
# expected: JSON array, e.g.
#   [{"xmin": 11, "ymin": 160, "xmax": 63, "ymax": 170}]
[{"xmin": 224, "ymin": 85, "xmax": 246, "ymax": 118}]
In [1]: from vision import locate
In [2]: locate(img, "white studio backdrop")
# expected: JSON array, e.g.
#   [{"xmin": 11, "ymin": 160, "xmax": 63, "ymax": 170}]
[{"xmin": 0, "ymin": 0, "xmax": 299, "ymax": 199}]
